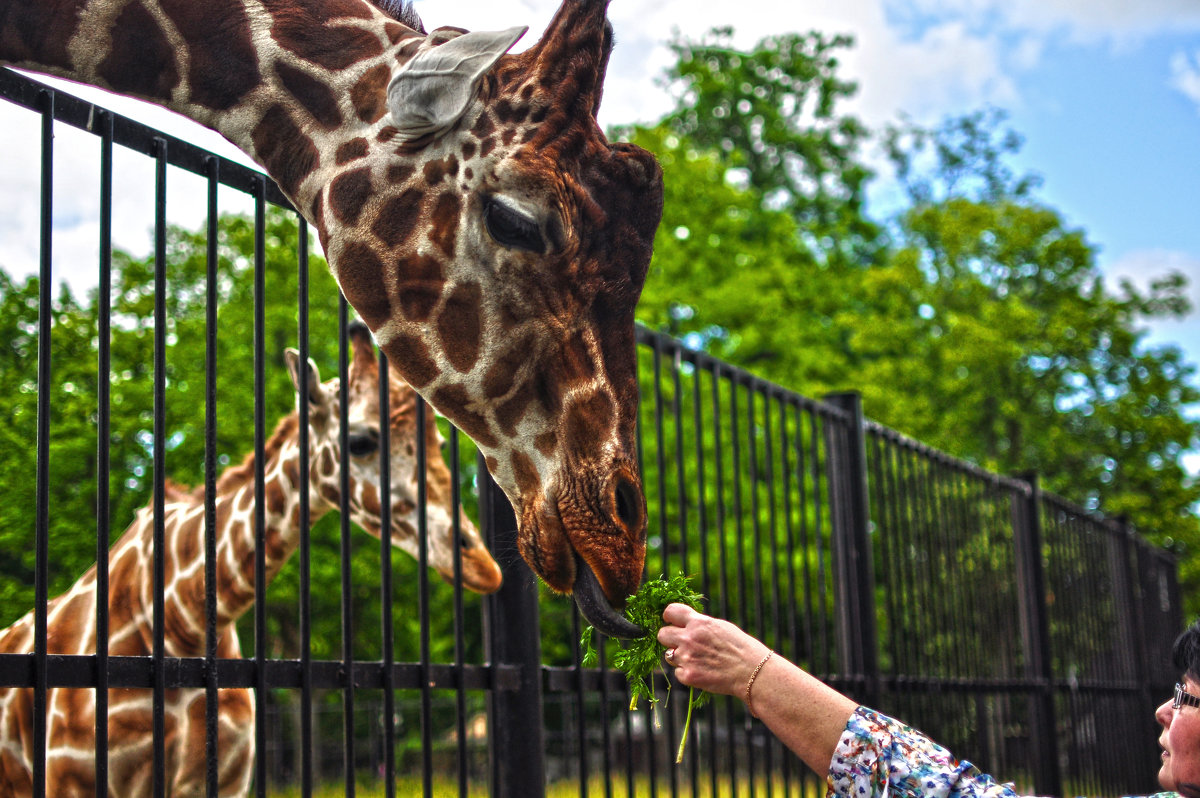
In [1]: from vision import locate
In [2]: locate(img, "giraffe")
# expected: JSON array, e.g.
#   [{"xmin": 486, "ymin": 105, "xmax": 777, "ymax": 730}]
[
  {"xmin": 0, "ymin": 322, "xmax": 503, "ymax": 797},
  {"xmin": 0, "ymin": 0, "xmax": 661, "ymax": 635}
]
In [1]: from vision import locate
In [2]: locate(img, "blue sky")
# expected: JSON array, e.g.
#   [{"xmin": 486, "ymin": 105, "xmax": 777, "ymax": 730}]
[{"xmin": 1, "ymin": 0, "xmax": 1199, "ymax": 447}]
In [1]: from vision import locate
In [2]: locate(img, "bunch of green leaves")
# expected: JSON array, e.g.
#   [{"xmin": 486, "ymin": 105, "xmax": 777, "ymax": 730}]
[{"xmin": 580, "ymin": 574, "xmax": 708, "ymax": 762}]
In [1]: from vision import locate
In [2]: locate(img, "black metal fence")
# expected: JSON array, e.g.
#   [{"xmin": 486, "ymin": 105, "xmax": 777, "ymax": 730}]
[{"xmin": 0, "ymin": 67, "xmax": 1183, "ymax": 798}]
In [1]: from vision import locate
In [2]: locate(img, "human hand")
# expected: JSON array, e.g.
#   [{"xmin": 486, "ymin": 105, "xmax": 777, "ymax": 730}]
[{"xmin": 656, "ymin": 603, "xmax": 772, "ymax": 697}]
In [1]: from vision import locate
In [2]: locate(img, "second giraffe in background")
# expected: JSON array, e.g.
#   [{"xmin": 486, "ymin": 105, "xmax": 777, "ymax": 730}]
[{"xmin": 0, "ymin": 321, "xmax": 502, "ymax": 797}]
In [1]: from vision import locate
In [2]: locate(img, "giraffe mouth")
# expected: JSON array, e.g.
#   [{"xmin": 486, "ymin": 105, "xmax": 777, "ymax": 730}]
[{"xmin": 573, "ymin": 555, "xmax": 643, "ymax": 639}]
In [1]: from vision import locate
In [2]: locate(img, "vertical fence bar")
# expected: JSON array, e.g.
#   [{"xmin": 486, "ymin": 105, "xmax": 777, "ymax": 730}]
[
  {"xmin": 416, "ymin": 399, "xmax": 433, "ymax": 798},
  {"xmin": 297, "ymin": 214, "xmax": 314, "ymax": 798},
  {"xmin": 1010, "ymin": 473, "xmax": 1061, "ymax": 798},
  {"xmin": 482, "ymin": 464, "xmax": 546, "ymax": 798},
  {"xmin": 823, "ymin": 393, "xmax": 878, "ymax": 706},
  {"xmin": 32, "ymin": 86, "xmax": 54, "ymax": 798},
  {"xmin": 203, "ymin": 156, "xmax": 220, "ymax": 798},
  {"xmin": 337, "ymin": 299, "xmax": 355, "ymax": 798},
  {"xmin": 94, "ymin": 106, "xmax": 114, "ymax": 798},
  {"xmin": 450, "ymin": 427, "xmax": 470, "ymax": 798},
  {"xmin": 151, "ymin": 136, "xmax": 169, "ymax": 798},
  {"xmin": 377, "ymin": 347, "xmax": 396, "ymax": 798},
  {"xmin": 252, "ymin": 180, "xmax": 269, "ymax": 798}
]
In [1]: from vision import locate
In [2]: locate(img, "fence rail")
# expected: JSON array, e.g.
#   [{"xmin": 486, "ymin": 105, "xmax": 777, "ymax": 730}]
[{"xmin": 0, "ymin": 67, "xmax": 1183, "ymax": 798}]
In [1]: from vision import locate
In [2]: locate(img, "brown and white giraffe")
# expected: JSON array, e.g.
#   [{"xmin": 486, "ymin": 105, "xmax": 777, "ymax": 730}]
[
  {"xmin": 0, "ymin": 322, "xmax": 503, "ymax": 797},
  {"xmin": 0, "ymin": 0, "xmax": 662, "ymax": 634}
]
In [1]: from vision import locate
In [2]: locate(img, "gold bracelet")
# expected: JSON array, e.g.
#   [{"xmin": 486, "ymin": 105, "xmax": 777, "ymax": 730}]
[{"xmin": 745, "ymin": 650, "xmax": 774, "ymax": 718}]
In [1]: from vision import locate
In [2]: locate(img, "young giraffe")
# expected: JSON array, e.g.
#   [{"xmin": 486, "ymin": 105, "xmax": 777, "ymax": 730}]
[
  {"xmin": 0, "ymin": 322, "xmax": 503, "ymax": 797},
  {"xmin": 0, "ymin": 0, "xmax": 661, "ymax": 634}
]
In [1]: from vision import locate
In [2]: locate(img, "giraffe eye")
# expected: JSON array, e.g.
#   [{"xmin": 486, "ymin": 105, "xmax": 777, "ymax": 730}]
[
  {"xmin": 347, "ymin": 431, "xmax": 380, "ymax": 458},
  {"xmin": 484, "ymin": 197, "xmax": 544, "ymax": 254}
]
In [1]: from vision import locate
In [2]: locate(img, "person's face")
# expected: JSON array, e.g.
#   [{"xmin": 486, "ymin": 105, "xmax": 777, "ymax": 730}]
[{"xmin": 1157, "ymin": 677, "xmax": 1200, "ymax": 795}]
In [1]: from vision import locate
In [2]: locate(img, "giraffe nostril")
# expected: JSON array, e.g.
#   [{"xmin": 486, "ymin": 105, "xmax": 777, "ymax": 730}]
[{"xmin": 612, "ymin": 475, "xmax": 643, "ymax": 536}]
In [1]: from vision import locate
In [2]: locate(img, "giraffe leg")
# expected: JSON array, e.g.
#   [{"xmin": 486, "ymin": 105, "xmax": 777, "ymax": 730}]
[{"xmin": 169, "ymin": 688, "xmax": 254, "ymax": 798}]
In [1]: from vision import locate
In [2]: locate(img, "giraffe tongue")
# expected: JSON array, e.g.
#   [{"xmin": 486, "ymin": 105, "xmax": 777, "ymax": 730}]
[{"xmin": 573, "ymin": 556, "xmax": 643, "ymax": 639}]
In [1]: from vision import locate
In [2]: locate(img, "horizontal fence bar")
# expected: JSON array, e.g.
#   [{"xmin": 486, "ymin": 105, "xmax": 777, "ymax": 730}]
[{"xmin": 0, "ymin": 655, "xmax": 521, "ymax": 691}]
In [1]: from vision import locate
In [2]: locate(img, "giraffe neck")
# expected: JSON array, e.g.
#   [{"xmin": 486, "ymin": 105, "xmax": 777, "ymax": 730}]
[
  {"xmin": 154, "ymin": 414, "xmax": 329, "ymax": 656},
  {"xmin": 0, "ymin": 0, "xmax": 418, "ymax": 209}
]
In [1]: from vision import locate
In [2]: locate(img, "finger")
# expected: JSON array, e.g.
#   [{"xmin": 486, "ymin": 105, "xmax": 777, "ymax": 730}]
[
  {"xmin": 662, "ymin": 602, "xmax": 700, "ymax": 627},
  {"xmin": 657, "ymin": 624, "xmax": 684, "ymax": 649}
]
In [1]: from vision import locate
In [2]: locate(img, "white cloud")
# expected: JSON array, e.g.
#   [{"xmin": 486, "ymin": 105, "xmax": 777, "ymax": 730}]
[
  {"xmin": 1102, "ymin": 249, "xmax": 1200, "ymax": 356},
  {"xmin": 1170, "ymin": 50, "xmax": 1200, "ymax": 114}
]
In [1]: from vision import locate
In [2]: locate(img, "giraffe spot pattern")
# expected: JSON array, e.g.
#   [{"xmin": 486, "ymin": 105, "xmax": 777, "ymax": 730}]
[
  {"xmin": 261, "ymin": 0, "xmax": 382, "ymax": 70},
  {"xmin": 396, "ymin": 259, "xmax": 444, "ymax": 322},
  {"xmin": 482, "ymin": 334, "xmax": 533, "ymax": 398},
  {"xmin": 510, "ymin": 451, "xmax": 540, "ymax": 496},
  {"xmin": 0, "ymin": 0, "xmax": 81, "ymax": 68},
  {"xmin": 382, "ymin": 331, "xmax": 439, "ymax": 388},
  {"xmin": 422, "ymin": 155, "xmax": 458, "ymax": 186},
  {"xmin": 493, "ymin": 99, "xmax": 529, "ymax": 125},
  {"xmin": 428, "ymin": 191, "xmax": 460, "ymax": 257},
  {"xmin": 336, "ymin": 139, "xmax": 369, "ymax": 165},
  {"xmin": 276, "ymin": 61, "xmax": 342, "ymax": 129},
  {"xmin": 494, "ymin": 378, "xmax": 536, "ymax": 438},
  {"xmin": 431, "ymin": 384, "xmax": 498, "ymax": 449},
  {"xmin": 334, "ymin": 242, "xmax": 391, "ymax": 329},
  {"xmin": 535, "ymin": 431, "xmax": 558, "ymax": 457},
  {"xmin": 251, "ymin": 104, "xmax": 319, "ymax": 199},
  {"xmin": 330, "ymin": 166, "xmax": 373, "ymax": 226},
  {"xmin": 436, "ymin": 281, "xmax": 481, "ymax": 373},
  {"xmin": 350, "ymin": 63, "xmax": 391, "ymax": 123},
  {"xmin": 97, "ymin": 2, "xmax": 179, "ymax": 103},
  {"xmin": 159, "ymin": 0, "xmax": 259, "ymax": 110},
  {"xmin": 371, "ymin": 188, "xmax": 424, "ymax": 248},
  {"xmin": 387, "ymin": 163, "xmax": 415, "ymax": 184},
  {"xmin": 47, "ymin": 755, "xmax": 94, "ymax": 794}
]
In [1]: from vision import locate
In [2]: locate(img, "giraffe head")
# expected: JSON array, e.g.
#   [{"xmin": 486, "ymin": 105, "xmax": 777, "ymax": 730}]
[
  {"xmin": 284, "ymin": 322, "xmax": 503, "ymax": 594},
  {"xmin": 317, "ymin": 0, "xmax": 661, "ymax": 636}
]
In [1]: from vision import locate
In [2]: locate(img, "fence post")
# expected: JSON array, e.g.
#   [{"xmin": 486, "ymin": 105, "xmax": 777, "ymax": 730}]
[
  {"xmin": 823, "ymin": 392, "xmax": 879, "ymax": 706},
  {"xmin": 480, "ymin": 461, "xmax": 547, "ymax": 798},
  {"xmin": 1010, "ymin": 472, "xmax": 1062, "ymax": 798}
]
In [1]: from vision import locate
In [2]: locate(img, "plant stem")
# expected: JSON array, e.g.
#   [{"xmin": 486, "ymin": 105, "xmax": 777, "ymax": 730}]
[{"xmin": 676, "ymin": 686, "xmax": 697, "ymax": 763}]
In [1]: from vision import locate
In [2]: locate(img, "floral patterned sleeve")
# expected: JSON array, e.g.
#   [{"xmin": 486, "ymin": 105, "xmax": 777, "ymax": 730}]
[
  {"xmin": 825, "ymin": 706, "xmax": 1024, "ymax": 798},
  {"xmin": 825, "ymin": 706, "xmax": 1178, "ymax": 798}
]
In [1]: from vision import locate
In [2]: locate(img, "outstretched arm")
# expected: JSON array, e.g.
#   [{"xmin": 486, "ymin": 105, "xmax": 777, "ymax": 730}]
[
  {"xmin": 657, "ymin": 604, "xmax": 1025, "ymax": 798},
  {"xmin": 655, "ymin": 602, "xmax": 857, "ymax": 773}
]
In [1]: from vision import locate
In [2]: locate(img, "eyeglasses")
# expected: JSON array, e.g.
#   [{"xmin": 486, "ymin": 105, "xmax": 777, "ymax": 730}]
[{"xmin": 1175, "ymin": 683, "xmax": 1200, "ymax": 710}]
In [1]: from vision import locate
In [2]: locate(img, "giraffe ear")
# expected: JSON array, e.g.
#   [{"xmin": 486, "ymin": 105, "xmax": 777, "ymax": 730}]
[
  {"xmin": 387, "ymin": 26, "xmax": 528, "ymax": 142},
  {"xmin": 285, "ymin": 348, "xmax": 324, "ymax": 406}
]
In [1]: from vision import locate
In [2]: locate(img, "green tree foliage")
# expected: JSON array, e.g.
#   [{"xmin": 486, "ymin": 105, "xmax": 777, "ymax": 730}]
[
  {"xmin": 631, "ymin": 31, "xmax": 1200, "ymax": 606},
  {"xmin": 658, "ymin": 27, "xmax": 881, "ymax": 266}
]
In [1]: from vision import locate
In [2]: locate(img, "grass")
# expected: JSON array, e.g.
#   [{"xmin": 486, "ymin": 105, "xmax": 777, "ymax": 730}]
[{"xmin": 269, "ymin": 771, "xmax": 825, "ymax": 797}]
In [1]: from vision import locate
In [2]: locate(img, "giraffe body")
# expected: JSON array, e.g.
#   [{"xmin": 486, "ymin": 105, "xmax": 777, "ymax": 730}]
[
  {"xmin": 0, "ymin": 0, "xmax": 660, "ymax": 633},
  {"xmin": 0, "ymin": 324, "xmax": 502, "ymax": 796}
]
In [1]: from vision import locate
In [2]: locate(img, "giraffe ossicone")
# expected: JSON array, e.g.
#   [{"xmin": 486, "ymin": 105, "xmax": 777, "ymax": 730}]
[{"xmin": 0, "ymin": 0, "xmax": 663, "ymax": 637}]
